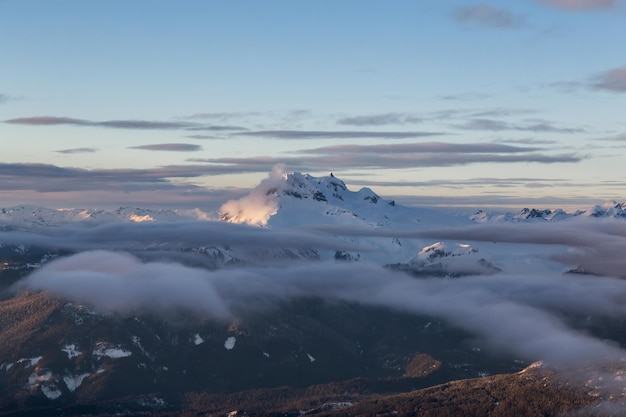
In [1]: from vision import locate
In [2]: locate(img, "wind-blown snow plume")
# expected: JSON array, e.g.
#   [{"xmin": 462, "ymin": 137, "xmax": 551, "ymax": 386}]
[{"xmin": 219, "ymin": 164, "xmax": 285, "ymax": 226}]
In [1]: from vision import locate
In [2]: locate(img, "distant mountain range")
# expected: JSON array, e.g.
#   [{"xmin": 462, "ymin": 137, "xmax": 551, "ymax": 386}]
[
  {"xmin": 2, "ymin": 173, "xmax": 625, "ymax": 231},
  {"xmin": 1, "ymin": 172, "xmax": 626, "ymax": 416}
]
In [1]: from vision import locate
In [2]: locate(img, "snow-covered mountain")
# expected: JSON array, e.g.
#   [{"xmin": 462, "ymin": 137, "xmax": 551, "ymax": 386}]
[
  {"xmin": 471, "ymin": 201, "xmax": 626, "ymax": 223},
  {"xmin": 219, "ymin": 171, "xmax": 468, "ymax": 229},
  {"xmin": 2, "ymin": 171, "xmax": 625, "ymax": 271},
  {"xmin": 218, "ymin": 171, "xmax": 477, "ymax": 264},
  {"xmin": 0, "ymin": 205, "xmax": 211, "ymax": 229}
]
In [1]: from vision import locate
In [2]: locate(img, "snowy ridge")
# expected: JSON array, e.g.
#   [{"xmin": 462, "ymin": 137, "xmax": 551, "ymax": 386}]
[
  {"xmin": 220, "ymin": 171, "xmax": 472, "ymax": 263},
  {"xmin": 471, "ymin": 201, "xmax": 626, "ymax": 223},
  {"xmin": 0, "ymin": 205, "xmax": 211, "ymax": 229}
]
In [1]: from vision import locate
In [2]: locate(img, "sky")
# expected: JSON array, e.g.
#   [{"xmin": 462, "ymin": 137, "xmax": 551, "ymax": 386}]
[{"xmin": 1, "ymin": 0, "xmax": 626, "ymax": 211}]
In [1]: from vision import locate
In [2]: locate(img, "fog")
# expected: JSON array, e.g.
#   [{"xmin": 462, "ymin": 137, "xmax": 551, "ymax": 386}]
[{"xmin": 16, "ymin": 248, "xmax": 626, "ymax": 366}]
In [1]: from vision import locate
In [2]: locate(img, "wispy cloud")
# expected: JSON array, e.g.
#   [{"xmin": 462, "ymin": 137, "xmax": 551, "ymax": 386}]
[
  {"xmin": 0, "ymin": 162, "xmax": 260, "ymax": 209},
  {"xmin": 6, "ymin": 116, "xmax": 195, "ymax": 130},
  {"xmin": 596, "ymin": 132, "xmax": 626, "ymax": 141},
  {"xmin": 337, "ymin": 108, "xmax": 538, "ymax": 128},
  {"xmin": 195, "ymin": 153, "xmax": 581, "ymax": 172},
  {"xmin": 183, "ymin": 112, "xmax": 261, "ymax": 120},
  {"xmin": 6, "ymin": 116, "xmax": 91, "ymax": 126},
  {"xmin": 344, "ymin": 176, "xmax": 569, "ymax": 189},
  {"xmin": 452, "ymin": 5, "xmax": 526, "ymax": 29},
  {"xmin": 438, "ymin": 93, "xmax": 491, "ymax": 101},
  {"xmin": 191, "ymin": 140, "xmax": 580, "ymax": 172},
  {"xmin": 537, "ymin": 0, "xmax": 616, "ymax": 11},
  {"xmin": 591, "ymin": 66, "xmax": 626, "ymax": 93},
  {"xmin": 497, "ymin": 138, "xmax": 559, "ymax": 145},
  {"xmin": 453, "ymin": 118, "xmax": 585, "ymax": 133},
  {"xmin": 337, "ymin": 113, "xmax": 424, "ymax": 126},
  {"xmin": 234, "ymin": 130, "xmax": 445, "ymax": 139},
  {"xmin": 186, "ymin": 125, "xmax": 248, "ymax": 131},
  {"xmin": 128, "ymin": 143, "xmax": 203, "ymax": 152},
  {"xmin": 186, "ymin": 134, "xmax": 226, "ymax": 140},
  {"xmin": 299, "ymin": 142, "xmax": 544, "ymax": 154},
  {"xmin": 56, "ymin": 147, "xmax": 99, "ymax": 154}
]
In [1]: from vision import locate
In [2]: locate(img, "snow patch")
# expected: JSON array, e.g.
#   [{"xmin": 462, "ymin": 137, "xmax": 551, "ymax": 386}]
[
  {"xmin": 18, "ymin": 356, "xmax": 42, "ymax": 367},
  {"xmin": 61, "ymin": 344, "xmax": 81, "ymax": 359},
  {"xmin": 224, "ymin": 336, "xmax": 236, "ymax": 350},
  {"xmin": 307, "ymin": 353, "xmax": 316, "ymax": 363},
  {"xmin": 193, "ymin": 333, "xmax": 204, "ymax": 345},
  {"xmin": 63, "ymin": 373, "xmax": 90, "ymax": 392},
  {"xmin": 130, "ymin": 214, "xmax": 155, "ymax": 222},
  {"xmin": 28, "ymin": 371, "xmax": 51, "ymax": 384},
  {"xmin": 41, "ymin": 384, "xmax": 62, "ymax": 400},
  {"xmin": 93, "ymin": 342, "xmax": 132, "ymax": 359}
]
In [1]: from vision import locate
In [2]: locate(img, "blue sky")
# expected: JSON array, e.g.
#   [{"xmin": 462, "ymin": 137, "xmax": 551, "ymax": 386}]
[{"xmin": 1, "ymin": 0, "xmax": 625, "ymax": 210}]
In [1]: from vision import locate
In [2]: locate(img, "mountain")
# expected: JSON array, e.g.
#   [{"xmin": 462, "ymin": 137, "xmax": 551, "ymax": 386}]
[
  {"xmin": 0, "ymin": 205, "xmax": 211, "ymax": 230},
  {"xmin": 219, "ymin": 172, "xmax": 472, "ymax": 264},
  {"xmin": 0, "ymin": 291, "xmax": 525, "ymax": 416},
  {"xmin": 471, "ymin": 201, "xmax": 626, "ymax": 223},
  {"xmin": 2, "ymin": 171, "xmax": 626, "ymax": 415}
]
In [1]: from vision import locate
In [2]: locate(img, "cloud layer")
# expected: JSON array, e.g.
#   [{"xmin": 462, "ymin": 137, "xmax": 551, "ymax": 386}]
[
  {"xmin": 16, "ymin": 248, "xmax": 626, "ymax": 365},
  {"xmin": 128, "ymin": 143, "xmax": 203, "ymax": 152}
]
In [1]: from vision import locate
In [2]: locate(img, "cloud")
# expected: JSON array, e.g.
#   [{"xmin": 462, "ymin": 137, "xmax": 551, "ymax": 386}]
[
  {"xmin": 298, "ymin": 142, "xmax": 544, "ymax": 154},
  {"xmin": 438, "ymin": 93, "xmax": 491, "ymax": 101},
  {"xmin": 5, "ymin": 116, "xmax": 196, "ymax": 130},
  {"xmin": 186, "ymin": 134, "xmax": 226, "ymax": 140},
  {"xmin": 219, "ymin": 165, "xmax": 285, "ymax": 226},
  {"xmin": 344, "ymin": 176, "xmax": 568, "ymax": 189},
  {"xmin": 335, "ymin": 108, "xmax": 539, "ymax": 128},
  {"xmin": 307, "ymin": 219, "xmax": 626, "ymax": 278},
  {"xmin": 193, "ymin": 151, "xmax": 581, "ymax": 172},
  {"xmin": 0, "ymin": 162, "xmax": 269, "ymax": 208},
  {"xmin": 453, "ymin": 118, "xmax": 585, "ymax": 133},
  {"xmin": 452, "ymin": 5, "xmax": 526, "ymax": 28},
  {"xmin": 186, "ymin": 125, "xmax": 248, "ymax": 131},
  {"xmin": 56, "ymin": 147, "xmax": 99, "ymax": 154},
  {"xmin": 192, "ymin": 139, "xmax": 582, "ymax": 172},
  {"xmin": 591, "ymin": 66, "xmax": 626, "ymax": 93},
  {"xmin": 497, "ymin": 138, "xmax": 559, "ymax": 145},
  {"xmin": 538, "ymin": 0, "xmax": 616, "ymax": 11},
  {"xmin": 97, "ymin": 120, "xmax": 194, "ymax": 129},
  {"xmin": 6, "ymin": 116, "xmax": 91, "ymax": 126},
  {"xmin": 597, "ymin": 133, "xmax": 626, "ymax": 142},
  {"xmin": 183, "ymin": 112, "xmax": 261, "ymax": 120},
  {"xmin": 128, "ymin": 143, "xmax": 203, "ymax": 152},
  {"xmin": 0, "ymin": 217, "xmax": 367, "ymax": 254},
  {"xmin": 233, "ymin": 130, "xmax": 444, "ymax": 139},
  {"xmin": 16, "ymin": 249, "xmax": 626, "ymax": 365},
  {"xmin": 337, "ymin": 113, "xmax": 424, "ymax": 126}
]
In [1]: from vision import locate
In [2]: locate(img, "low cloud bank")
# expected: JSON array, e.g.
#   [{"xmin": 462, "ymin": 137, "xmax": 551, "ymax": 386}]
[
  {"xmin": 16, "ymin": 249, "xmax": 626, "ymax": 366},
  {"xmin": 305, "ymin": 219, "xmax": 626, "ymax": 277}
]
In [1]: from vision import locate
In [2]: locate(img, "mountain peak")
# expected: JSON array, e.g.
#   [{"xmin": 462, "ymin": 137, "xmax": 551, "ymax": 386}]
[{"xmin": 219, "ymin": 169, "xmax": 389, "ymax": 226}]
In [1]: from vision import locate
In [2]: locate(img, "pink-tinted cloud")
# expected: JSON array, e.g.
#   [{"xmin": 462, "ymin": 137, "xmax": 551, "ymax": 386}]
[
  {"xmin": 592, "ymin": 66, "xmax": 626, "ymax": 92},
  {"xmin": 538, "ymin": 0, "xmax": 616, "ymax": 11}
]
